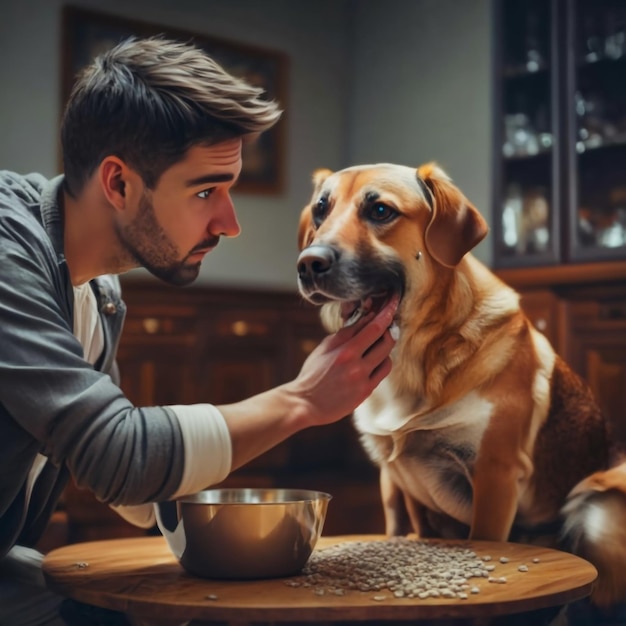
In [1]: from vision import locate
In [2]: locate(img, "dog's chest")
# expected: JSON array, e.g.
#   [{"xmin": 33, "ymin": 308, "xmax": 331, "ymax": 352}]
[{"xmin": 354, "ymin": 379, "xmax": 494, "ymax": 518}]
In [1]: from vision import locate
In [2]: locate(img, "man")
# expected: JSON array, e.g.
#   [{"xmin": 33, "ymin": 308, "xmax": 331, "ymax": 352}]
[{"xmin": 0, "ymin": 37, "xmax": 398, "ymax": 624}]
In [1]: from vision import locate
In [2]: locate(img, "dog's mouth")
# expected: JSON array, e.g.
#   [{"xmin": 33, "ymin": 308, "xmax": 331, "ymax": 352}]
[
  {"xmin": 341, "ymin": 291, "xmax": 396, "ymax": 327},
  {"xmin": 297, "ymin": 254, "xmax": 406, "ymax": 331}
]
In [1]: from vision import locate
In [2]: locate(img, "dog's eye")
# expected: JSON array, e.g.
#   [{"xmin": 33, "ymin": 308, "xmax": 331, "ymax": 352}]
[
  {"xmin": 313, "ymin": 197, "xmax": 329, "ymax": 227},
  {"xmin": 367, "ymin": 203, "xmax": 397, "ymax": 223}
]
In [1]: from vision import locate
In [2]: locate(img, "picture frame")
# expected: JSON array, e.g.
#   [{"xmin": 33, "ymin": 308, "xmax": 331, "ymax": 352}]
[{"xmin": 61, "ymin": 5, "xmax": 288, "ymax": 195}]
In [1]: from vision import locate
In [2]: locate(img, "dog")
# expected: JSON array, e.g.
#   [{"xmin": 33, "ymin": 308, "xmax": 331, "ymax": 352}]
[{"xmin": 296, "ymin": 162, "xmax": 626, "ymax": 607}]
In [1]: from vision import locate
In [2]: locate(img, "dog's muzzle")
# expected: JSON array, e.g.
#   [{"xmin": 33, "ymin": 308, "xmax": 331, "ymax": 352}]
[
  {"xmin": 297, "ymin": 245, "xmax": 339, "ymax": 283},
  {"xmin": 297, "ymin": 244, "xmax": 405, "ymax": 329}
]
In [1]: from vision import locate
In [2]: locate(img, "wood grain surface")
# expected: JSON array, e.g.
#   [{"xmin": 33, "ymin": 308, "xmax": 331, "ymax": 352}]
[{"xmin": 42, "ymin": 535, "xmax": 596, "ymax": 623}]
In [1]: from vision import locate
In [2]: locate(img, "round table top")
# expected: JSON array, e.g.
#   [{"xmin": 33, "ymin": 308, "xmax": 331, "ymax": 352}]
[{"xmin": 43, "ymin": 534, "xmax": 597, "ymax": 623}]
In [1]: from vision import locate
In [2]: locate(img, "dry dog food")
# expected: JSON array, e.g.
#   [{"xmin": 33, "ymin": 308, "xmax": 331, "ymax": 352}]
[{"xmin": 284, "ymin": 538, "xmax": 506, "ymax": 600}]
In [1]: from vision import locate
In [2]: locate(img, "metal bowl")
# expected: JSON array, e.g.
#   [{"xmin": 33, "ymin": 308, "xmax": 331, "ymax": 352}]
[{"xmin": 155, "ymin": 488, "xmax": 331, "ymax": 579}]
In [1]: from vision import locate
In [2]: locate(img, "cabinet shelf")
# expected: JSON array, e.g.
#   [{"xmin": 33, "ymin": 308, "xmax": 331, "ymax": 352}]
[
  {"xmin": 577, "ymin": 56, "xmax": 626, "ymax": 71},
  {"xmin": 577, "ymin": 135, "xmax": 626, "ymax": 154},
  {"xmin": 503, "ymin": 65, "xmax": 550, "ymax": 79},
  {"xmin": 503, "ymin": 147, "xmax": 553, "ymax": 162},
  {"xmin": 493, "ymin": 0, "xmax": 626, "ymax": 269},
  {"xmin": 495, "ymin": 260, "xmax": 626, "ymax": 289}
]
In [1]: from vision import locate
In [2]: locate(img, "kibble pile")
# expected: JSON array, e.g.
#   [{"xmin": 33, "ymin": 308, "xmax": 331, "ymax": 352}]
[{"xmin": 284, "ymin": 538, "xmax": 530, "ymax": 601}]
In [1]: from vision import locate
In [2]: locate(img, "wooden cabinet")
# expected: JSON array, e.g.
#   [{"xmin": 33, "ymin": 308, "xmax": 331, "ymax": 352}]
[
  {"xmin": 116, "ymin": 304, "xmax": 200, "ymax": 406},
  {"xmin": 518, "ymin": 288, "xmax": 564, "ymax": 349},
  {"xmin": 49, "ymin": 271, "xmax": 625, "ymax": 551},
  {"xmin": 565, "ymin": 288, "xmax": 626, "ymax": 445},
  {"xmin": 493, "ymin": 0, "xmax": 626, "ymax": 454},
  {"xmin": 497, "ymin": 263, "xmax": 626, "ymax": 449},
  {"xmin": 61, "ymin": 280, "xmax": 384, "ymax": 544},
  {"xmin": 55, "ymin": 267, "xmax": 626, "ymax": 547},
  {"xmin": 493, "ymin": 0, "xmax": 626, "ymax": 268}
]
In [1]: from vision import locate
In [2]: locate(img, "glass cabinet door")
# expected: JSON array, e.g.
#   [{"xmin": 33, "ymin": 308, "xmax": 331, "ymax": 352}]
[
  {"xmin": 493, "ymin": 0, "xmax": 560, "ymax": 267},
  {"xmin": 567, "ymin": 0, "xmax": 626, "ymax": 261}
]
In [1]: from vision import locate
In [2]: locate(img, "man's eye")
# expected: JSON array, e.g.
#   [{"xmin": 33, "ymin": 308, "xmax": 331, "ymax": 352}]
[
  {"xmin": 197, "ymin": 188, "xmax": 215, "ymax": 199},
  {"xmin": 367, "ymin": 203, "xmax": 398, "ymax": 223},
  {"xmin": 313, "ymin": 197, "xmax": 328, "ymax": 227}
]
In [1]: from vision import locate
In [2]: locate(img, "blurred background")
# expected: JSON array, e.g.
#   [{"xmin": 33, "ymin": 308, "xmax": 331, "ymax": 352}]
[{"xmin": 0, "ymin": 0, "xmax": 493, "ymax": 288}]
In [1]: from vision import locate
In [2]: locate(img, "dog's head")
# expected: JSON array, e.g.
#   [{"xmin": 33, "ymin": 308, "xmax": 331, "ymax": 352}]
[{"xmin": 296, "ymin": 162, "xmax": 488, "ymax": 330}]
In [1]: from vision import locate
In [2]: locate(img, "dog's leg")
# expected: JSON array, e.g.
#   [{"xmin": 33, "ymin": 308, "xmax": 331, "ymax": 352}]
[
  {"xmin": 470, "ymin": 418, "xmax": 527, "ymax": 541},
  {"xmin": 379, "ymin": 466, "xmax": 414, "ymax": 536},
  {"xmin": 469, "ymin": 355, "xmax": 537, "ymax": 542},
  {"xmin": 470, "ymin": 461, "xmax": 520, "ymax": 542},
  {"xmin": 402, "ymin": 492, "xmax": 428, "ymax": 537}
]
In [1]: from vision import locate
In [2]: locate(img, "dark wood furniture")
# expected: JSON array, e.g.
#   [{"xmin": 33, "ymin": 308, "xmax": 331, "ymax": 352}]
[
  {"xmin": 43, "ymin": 535, "xmax": 596, "ymax": 625},
  {"xmin": 52, "ymin": 262, "xmax": 626, "ymax": 549},
  {"xmin": 492, "ymin": 0, "xmax": 626, "ymax": 452},
  {"xmin": 496, "ymin": 262, "xmax": 626, "ymax": 448},
  {"xmin": 59, "ymin": 280, "xmax": 383, "ymax": 546},
  {"xmin": 493, "ymin": 0, "xmax": 626, "ymax": 268}
]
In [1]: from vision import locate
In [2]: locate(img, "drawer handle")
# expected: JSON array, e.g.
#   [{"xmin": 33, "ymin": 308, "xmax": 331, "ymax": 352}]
[
  {"xmin": 534, "ymin": 318, "xmax": 548, "ymax": 332},
  {"xmin": 229, "ymin": 321, "xmax": 270, "ymax": 337},
  {"xmin": 231, "ymin": 320, "xmax": 250, "ymax": 336},
  {"xmin": 299, "ymin": 339, "xmax": 318, "ymax": 355},
  {"xmin": 143, "ymin": 317, "xmax": 160, "ymax": 334}
]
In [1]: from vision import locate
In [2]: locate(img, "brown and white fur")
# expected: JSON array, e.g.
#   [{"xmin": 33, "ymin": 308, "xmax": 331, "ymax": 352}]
[{"xmin": 296, "ymin": 162, "xmax": 626, "ymax": 607}]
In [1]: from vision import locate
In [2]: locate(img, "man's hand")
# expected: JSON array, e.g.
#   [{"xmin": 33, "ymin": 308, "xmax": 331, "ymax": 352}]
[
  {"xmin": 218, "ymin": 295, "xmax": 398, "ymax": 472},
  {"xmin": 290, "ymin": 294, "xmax": 399, "ymax": 428}
]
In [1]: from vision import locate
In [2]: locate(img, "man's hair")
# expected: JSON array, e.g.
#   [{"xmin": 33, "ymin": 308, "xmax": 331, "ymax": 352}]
[{"xmin": 61, "ymin": 36, "xmax": 282, "ymax": 196}]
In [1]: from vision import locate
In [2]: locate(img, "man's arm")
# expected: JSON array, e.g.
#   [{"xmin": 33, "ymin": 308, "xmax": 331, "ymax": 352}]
[{"xmin": 219, "ymin": 296, "xmax": 398, "ymax": 472}]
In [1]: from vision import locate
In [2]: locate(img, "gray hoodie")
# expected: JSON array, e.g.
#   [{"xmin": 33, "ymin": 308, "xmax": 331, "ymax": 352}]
[{"xmin": 0, "ymin": 171, "xmax": 184, "ymax": 556}]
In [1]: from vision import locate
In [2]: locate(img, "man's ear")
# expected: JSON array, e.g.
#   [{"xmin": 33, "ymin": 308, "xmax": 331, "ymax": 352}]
[
  {"xmin": 417, "ymin": 162, "xmax": 488, "ymax": 268},
  {"xmin": 298, "ymin": 168, "xmax": 334, "ymax": 250},
  {"xmin": 99, "ymin": 157, "xmax": 135, "ymax": 211}
]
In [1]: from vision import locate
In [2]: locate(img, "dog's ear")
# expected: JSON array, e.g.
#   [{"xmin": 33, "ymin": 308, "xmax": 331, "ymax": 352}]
[
  {"xmin": 313, "ymin": 168, "xmax": 333, "ymax": 188},
  {"xmin": 417, "ymin": 162, "xmax": 488, "ymax": 268},
  {"xmin": 298, "ymin": 168, "xmax": 334, "ymax": 250}
]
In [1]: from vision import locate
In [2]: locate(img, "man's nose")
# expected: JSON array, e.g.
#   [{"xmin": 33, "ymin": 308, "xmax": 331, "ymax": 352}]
[{"xmin": 213, "ymin": 194, "xmax": 241, "ymax": 237}]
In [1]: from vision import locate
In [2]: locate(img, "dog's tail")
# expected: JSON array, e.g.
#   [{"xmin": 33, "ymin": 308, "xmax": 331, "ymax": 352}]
[{"xmin": 561, "ymin": 457, "xmax": 626, "ymax": 607}]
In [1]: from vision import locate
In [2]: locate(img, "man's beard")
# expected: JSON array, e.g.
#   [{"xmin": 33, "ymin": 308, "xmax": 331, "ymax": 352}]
[{"xmin": 115, "ymin": 193, "xmax": 203, "ymax": 287}]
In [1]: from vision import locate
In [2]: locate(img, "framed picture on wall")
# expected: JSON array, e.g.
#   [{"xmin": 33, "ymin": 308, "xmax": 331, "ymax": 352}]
[{"xmin": 61, "ymin": 5, "xmax": 288, "ymax": 195}]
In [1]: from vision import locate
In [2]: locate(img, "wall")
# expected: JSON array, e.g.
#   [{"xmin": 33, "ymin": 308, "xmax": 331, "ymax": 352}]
[
  {"xmin": 349, "ymin": 0, "xmax": 493, "ymax": 264},
  {"xmin": 0, "ymin": 0, "xmax": 493, "ymax": 288}
]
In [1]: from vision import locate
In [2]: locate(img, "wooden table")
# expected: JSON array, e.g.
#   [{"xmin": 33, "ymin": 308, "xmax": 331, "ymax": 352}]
[{"xmin": 43, "ymin": 535, "xmax": 597, "ymax": 626}]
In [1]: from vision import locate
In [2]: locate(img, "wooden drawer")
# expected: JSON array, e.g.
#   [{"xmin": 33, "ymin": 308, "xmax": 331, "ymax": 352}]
[
  {"xmin": 123, "ymin": 306, "xmax": 199, "ymax": 337},
  {"xmin": 568, "ymin": 298, "xmax": 626, "ymax": 331},
  {"xmin": 208, "ymin": 308, "xmax": 280, "ymax": 341}
]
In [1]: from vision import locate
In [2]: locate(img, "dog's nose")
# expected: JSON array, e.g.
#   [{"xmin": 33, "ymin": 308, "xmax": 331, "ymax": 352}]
[{"xmin": 297, "ymin": 245, "xmax": 338, "ymax": 279}]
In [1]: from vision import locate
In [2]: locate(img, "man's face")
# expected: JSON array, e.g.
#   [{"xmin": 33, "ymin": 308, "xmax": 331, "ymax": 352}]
[{"xmin": 116, "ymin": 139, "xmax": 243, "ymax": 286}]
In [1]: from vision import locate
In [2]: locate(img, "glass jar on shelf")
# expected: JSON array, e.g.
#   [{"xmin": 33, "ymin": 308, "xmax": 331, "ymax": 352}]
[
  {"xmin": 500, "ymin": 183, "xmax": 551, "ymax": 258},
  {"xmin": 503, "ymin": 113, "xmax": 540, "ymax": 158}
]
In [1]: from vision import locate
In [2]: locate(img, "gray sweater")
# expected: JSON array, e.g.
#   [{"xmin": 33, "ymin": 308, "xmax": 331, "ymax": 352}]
[{"xmin": 0, "ymin": 171, "xmax": 184, "ymax": 556}]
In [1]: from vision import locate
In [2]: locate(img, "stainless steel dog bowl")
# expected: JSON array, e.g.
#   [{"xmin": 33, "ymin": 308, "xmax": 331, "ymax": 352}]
[{"xmin": 155, "ymin": 488, "xmax": 331, "ymax": 579}]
